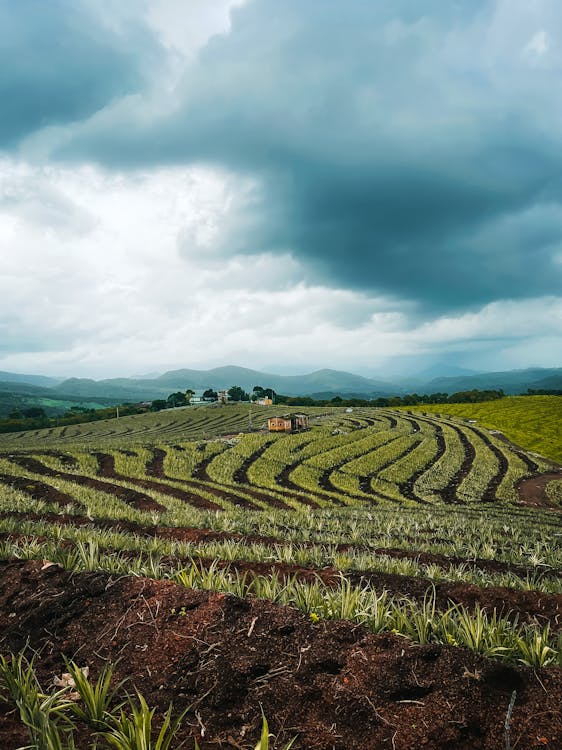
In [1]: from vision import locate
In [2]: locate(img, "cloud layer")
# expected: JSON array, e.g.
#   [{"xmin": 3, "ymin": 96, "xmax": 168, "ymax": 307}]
[{"xmin": 0, "ymin": 0, "xmax": 561, "ymax": 375}]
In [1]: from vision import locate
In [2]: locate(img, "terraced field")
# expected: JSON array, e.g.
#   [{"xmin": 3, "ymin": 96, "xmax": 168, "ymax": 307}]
[
  {"xmin": 1, "ymin": 402, "xmax": 561, "ymax": 748},
  {"xmin": 402, "ymin": 394, "xmax": 562, "ymax": 464}
]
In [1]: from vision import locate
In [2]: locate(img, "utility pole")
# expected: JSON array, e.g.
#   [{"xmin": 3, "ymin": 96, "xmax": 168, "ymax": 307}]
[
  {"xmin": 249, "ymin": 408, "xmax": 253, "ymax": 431},
  {"xmin": 116, "ymin": 406, "xmax": 119, "ymax": 419}
]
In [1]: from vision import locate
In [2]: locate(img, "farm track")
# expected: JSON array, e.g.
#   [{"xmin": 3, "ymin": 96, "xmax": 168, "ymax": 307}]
[
  {"xmin": 518, "ymin": 471, "xmax": 562, "ymax": 511},
  {"xmin": 3, "ymin": 454, "xmax": 164, "ymax": 512}
]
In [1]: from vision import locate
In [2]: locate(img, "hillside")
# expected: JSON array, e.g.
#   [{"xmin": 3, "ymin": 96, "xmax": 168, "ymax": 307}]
[
  {"xmin": 0, "ymin": 365, "xmax": 560, "ymax": 404},
  {"xmin": 403, "ymin": 395, "xmax": 562, "ymax": 464},
  {"xmin": 0, "ymin": 402, "xmax": 561, "ymax": 748},
  {"xmin": 52, "ymin": 367, "xmax": 400, "ymax": 400},
  {"xmin": 425, "ymin": 367, "xmax": 562, "ymax": 395},
  {"xmin": 51, "ymin": 366, "xmax": 562, "ymax": 401},
  {"xmin": 0, "ymin": 380, "xmax": 121, "ymax": 419}
]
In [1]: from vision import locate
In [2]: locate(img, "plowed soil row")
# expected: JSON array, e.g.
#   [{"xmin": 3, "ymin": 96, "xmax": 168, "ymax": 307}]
[
  {"xmin": 233, "ymin": 440, "xmax": 275, "ymax": 484},
  {"xmin": 472, "ymin": 428, "xmax": 510, "ymax": 502},
  {"xmin": 438, "ymin": 426, "xmax": 475, "ymax": 504},
  {"xmin": 275, "ymin": 459, "xmax": 347, "ymax": 506},
  {"xmin": 149, "ymin": 448, "xmax": 262, "ymax": 510},
  {"xmin": 2, "ymin": 507, "xmax": 559, "ymax": 581},
  {"xmin": 93, "ymin": 452, "xmax": 222, "ymax": 511},
  {"xmin": 1, "ymin": 529, "xmax": 560, "ymax": 631},
  {"xmin": 1, "ymin": 561, "xmax": 561, "ymax": 750},
  {"xmin": 4, "ymin": 455, "xmax": 164, "ymax": 512},
  {"xmin": 401, "ymin": 426, "xmax": 446, "ymax": 502},
  {"xmin": 355, "ymin": 437, "xmax": 423, "ymax": 501},
  {"xmin": 0, "ymin": 473, "xmax": 82, "ymax": 508}
]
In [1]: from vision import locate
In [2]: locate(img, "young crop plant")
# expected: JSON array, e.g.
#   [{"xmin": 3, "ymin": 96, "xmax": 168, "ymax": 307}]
[
  {"xmin": 101, "ymin": 692, "xmax": 189, "ymax": 750},
  {"xmin": 253, "ymin": 712, "xmax": 297, "ymax": 750},
  {"xmin": 0, "ymin": 652, "xmax": 76, "ymax": 750},
  {"xmin": 546, "ymin": 479, "xmax": 562, "ymax": 505},
  {"xmin": 63, "ymin": 660, "xmax": 124, "ymax": 728}
]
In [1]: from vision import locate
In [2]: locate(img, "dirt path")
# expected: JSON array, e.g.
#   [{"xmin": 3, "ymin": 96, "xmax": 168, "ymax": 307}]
[{"xmin": 518, "ymin": 471, "xmax": 562, "ymax": 510}]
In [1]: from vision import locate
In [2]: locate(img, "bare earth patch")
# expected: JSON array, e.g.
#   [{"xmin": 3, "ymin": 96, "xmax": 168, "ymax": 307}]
[{"xmin": 1, "ymin": 560, "xmax": 561, "ymax": 749}]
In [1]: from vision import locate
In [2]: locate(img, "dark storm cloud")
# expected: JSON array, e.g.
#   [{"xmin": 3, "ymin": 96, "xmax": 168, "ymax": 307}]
[
  {"xmin": 0, "ymin": 0, "xmax": 160, "ymax": 147},
  {"xmin": 9, "ymin": 0, "xmax": 562, "ymax": 312}
]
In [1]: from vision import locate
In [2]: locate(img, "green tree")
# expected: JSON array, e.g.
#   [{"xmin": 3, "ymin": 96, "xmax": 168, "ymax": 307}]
[
  {"xmin": 252, "ymin": 385, "xmax": 266, "ymax": 400},
  {"xmin": 167, "ymin": 392, "xmax": 188, "ymax": 407},
  {"xmin": 22, "ymin": 406, "xmax": 47, "ymax": 419},
  {"xmin": 227, "ymin": 385, "xmax": 249, "ymax": 402}
]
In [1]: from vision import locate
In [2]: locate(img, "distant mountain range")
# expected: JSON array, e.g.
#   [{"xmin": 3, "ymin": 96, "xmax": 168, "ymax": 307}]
[{"xmin": 0, "ymin": 365, "xmax": 560, "ymax": 404}]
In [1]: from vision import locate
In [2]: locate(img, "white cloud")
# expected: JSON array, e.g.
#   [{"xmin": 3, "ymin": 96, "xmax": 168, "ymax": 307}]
[
  {"xmin": 2, "ymin": 0, "xmax": 561, "ymax": 378},
  {"xmin": 1, "ymin": 155, "xmax": 560, "ymax": 377},
  {"xmin": 523, "ymin": 30, "xmax": 550, "ymax": 62}
]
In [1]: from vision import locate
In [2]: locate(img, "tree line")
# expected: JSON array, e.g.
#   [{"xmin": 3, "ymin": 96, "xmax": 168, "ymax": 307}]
[{"xmin": 0, "ymin": 386, "xmax": 508, "ymax": 435}]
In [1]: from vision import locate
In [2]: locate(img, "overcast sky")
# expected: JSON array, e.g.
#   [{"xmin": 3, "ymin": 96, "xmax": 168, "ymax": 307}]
[{"xmin": 1, "ymin": 0, "xmax": 561, "ymax": 379}]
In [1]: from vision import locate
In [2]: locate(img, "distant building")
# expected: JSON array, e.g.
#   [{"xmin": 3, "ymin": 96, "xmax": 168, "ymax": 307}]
[
  {"xmin": 256, "ymin": 397, "xmax": 273, "ymax": 406},
  {"xmin": 217, "ymin": 390, "xmax": 229, "ymax": 404},
  {"xmin": 188, "ymin": 390, "xmax": 206, "ymax": 404},
  {"xmin": 268, "ymin": 414, "xmax": 309, "ymax": 432}
]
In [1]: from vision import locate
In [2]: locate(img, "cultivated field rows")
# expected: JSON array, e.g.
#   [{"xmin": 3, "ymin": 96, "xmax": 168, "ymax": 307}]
[{"xmin": 1, "ymin": 404, "xmax": 562, "ymax": 748}]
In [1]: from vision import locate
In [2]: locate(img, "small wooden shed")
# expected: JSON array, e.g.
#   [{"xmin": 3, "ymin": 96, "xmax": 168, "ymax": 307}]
[{"xmin": 267, "ymin": 413, "xmax": 309, "ymax": 432}]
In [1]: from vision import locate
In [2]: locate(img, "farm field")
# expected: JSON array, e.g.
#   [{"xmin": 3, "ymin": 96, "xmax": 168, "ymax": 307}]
[
  {"xmin": 401, "ymin": 395, "xmax": 562, "ymax": 465},
  {"xmin": 0, "ymin": 401, "xmax": 561, "ymax": 748}
]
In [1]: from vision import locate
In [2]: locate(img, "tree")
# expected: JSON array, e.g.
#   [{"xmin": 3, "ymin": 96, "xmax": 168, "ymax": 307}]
[
  {"xmin": 167, "ymin": 392, "xmax": 187, "ymax": 407},
  {"xmin": 252, "ymin": 385, "xmax": 266, "ymax": 400},
  {"xmin": 203, "ymin": 388, "xmax": 218, "ymax": 401},
  {"xmin": 185, "ymin": 389, "xmax": 195, "ymax": 404},
  {"xmin": 22, "ymin": 406, "xmax": 47, "ymax": 419},
  {"xmin": 227, "ymin": 385, "xmax": 249, "ymax": 402}
]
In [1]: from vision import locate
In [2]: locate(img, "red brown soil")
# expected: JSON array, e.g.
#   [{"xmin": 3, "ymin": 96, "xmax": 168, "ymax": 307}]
[
  {"xmin": 1, "ymin": 511, "xmax": 560, "ymax": 635},
  {"xmin": 147, "ymin": 447, "xmax": 301, "ymax": 511},
  {"xmin": 145, "ymin": 448, "xmax": 263, "ymax": 510},
  {"xmin": 1, "ymin": 560, "xmax": 561, "ymax": 750},
  {"xmin": 93, "ymin": 452, "xmax": 223, "ymax": 511},
  {"xmin": 1, "ymin": 507, "xmax": 560, "ymax": 582},
  {"xmin": 0, "ymin": 473, "xmax": 83, "ymax": 508},
  {"xmin": 518, "ymin": 472, "xmax": 562, "ymax": 511},
  {"xmin": 4, "ymin": 454, "xmax": 164, "ymax": 512}
]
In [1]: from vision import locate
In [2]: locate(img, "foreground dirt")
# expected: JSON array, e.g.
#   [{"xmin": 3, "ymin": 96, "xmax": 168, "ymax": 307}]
[{"xmin": 0, "ymin": 560, "xmax": 561, "ymax": 749}]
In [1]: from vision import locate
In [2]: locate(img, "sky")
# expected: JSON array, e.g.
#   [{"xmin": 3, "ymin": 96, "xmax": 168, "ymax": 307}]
[{"xmin": 1, "ymin": 0, "xmax": 561, "ymax": 379}]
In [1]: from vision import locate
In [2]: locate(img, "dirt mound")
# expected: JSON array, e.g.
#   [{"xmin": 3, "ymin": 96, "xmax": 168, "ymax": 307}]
[{"xmin": 1, "ymin": 560, "xmax": 561, "ymax": 749}]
